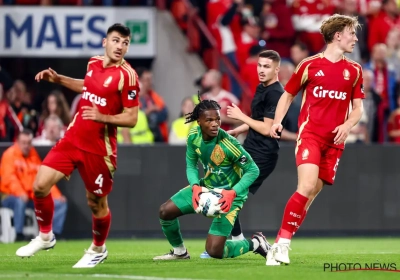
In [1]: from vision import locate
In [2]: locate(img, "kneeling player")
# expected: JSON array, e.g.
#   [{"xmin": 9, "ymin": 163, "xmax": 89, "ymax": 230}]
[{"xmin": 153, "ymin": 96, "xmax": 270, "ymax": 260}]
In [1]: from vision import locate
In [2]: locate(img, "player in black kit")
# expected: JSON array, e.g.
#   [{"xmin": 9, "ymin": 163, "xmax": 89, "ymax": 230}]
[{"xmin": 200, "ymin": 50, "xmax": 288, "ymax": 259}]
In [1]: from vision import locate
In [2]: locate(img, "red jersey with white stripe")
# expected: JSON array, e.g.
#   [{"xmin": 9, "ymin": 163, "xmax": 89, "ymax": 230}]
[
  {"xmin": 65, "ymin": 56, "xmax": 140, "ymax": 157},
  {"xmin": 285, "ymin": 53, "xmax": 364, "ymax": 149}
]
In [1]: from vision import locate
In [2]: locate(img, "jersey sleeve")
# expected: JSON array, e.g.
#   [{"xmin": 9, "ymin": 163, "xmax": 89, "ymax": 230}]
[
  {"xmin": 224, "ymin": 136, "xmax": 260, "ymax": 195},
  {"xmin": 284, "ymin": 60, "xmax": 310, "ymax": 96},
  {"xmin": 186, "ymin": 131, "xmax": 200, "ymax": 187},
  {"xmin": 352, "ymin": 65, "xmax": 365, "ymax": 100},
  {"xmin": 86, "ymin": 56, "xmax": 101, "ymax": 71},
  {"xmin": 120, "ymin": 67, "xmax": 140, "ymax": 108},
  {"xmin": 264, "ymin": 90, "xmax": 283, "ymax": 119}
]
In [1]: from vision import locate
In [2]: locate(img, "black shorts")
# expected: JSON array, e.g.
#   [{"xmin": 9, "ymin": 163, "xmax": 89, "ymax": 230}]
[{"xmin": 248, "ymin": 153, "xmax": 278, "ymax": 195}]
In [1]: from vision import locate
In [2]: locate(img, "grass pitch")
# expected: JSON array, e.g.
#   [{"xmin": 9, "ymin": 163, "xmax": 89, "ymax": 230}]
[{"xmin": 0, "ymin": 238, "xmax": 399, "ymax": 280}]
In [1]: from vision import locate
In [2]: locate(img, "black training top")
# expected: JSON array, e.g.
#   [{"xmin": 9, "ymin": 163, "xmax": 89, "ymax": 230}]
[{"xmin": 243, "ymin": 81, "xmax": 285, "ymax": 155}]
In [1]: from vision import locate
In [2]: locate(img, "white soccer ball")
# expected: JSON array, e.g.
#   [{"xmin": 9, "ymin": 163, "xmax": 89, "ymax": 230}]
[{"xmin": 198, "ymin": 191, "xmax": 222, "ymax": 218}]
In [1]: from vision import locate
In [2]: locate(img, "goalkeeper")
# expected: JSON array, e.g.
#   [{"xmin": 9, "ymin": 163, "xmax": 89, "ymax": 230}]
[{"xmin": 153, "ymin": 95, "xmax": 271, "ymax": 260}]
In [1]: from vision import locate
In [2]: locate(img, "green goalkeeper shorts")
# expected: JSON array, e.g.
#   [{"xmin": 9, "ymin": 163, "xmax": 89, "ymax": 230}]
[{"xmin": 171, "ymin": 186, "xmax": 243, "ymax": 237}]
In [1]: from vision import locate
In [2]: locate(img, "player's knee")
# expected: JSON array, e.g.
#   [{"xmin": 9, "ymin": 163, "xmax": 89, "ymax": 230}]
[
  {"xmin": 205, "ymin": 244, "xmax": 223, "ymax": 259},
  {"xmin": 87, "ymin": 198, "xmax": 100, "ymax": 214},
  {"xmin": 297, "ymin": 183, "xmax": 315, "ymax": 198},
  {"xmin": 159, "ymin": 203, "xmax": 172, "ymax": 220},
  {"xmin": 33, "ymin": 178, "xmax": 51, "ymax": 198}
]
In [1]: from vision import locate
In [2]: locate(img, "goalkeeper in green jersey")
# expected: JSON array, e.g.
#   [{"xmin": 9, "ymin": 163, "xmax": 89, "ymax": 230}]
[{"xmin": 153, "ymin": 95, "xmax": 271, "ymax": 260}]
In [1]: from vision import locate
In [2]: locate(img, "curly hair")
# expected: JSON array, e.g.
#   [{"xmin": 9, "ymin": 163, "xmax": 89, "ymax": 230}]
[{"xmin": 184, "ymin": 92, "xmax": 221, "ymax": 124}]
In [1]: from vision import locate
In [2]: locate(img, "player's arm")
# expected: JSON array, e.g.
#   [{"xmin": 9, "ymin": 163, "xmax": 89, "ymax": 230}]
[
  {"xmin": 271, "ymin": 61, "xmax": 307, "ymax": 138},
  {"xmin": 58, "ymin": 75, "xmax": 84, "ymax": 93},
  {"xmin": 271, "ymin": 92, "xmax": 295, "ymax": 138},
  {"xmin": 333, "ymin": 67, "xmax": 365, "ymax": 145},
  {"xmin": 228, "ymin": 123, "xmax": 249, "ymax": 137},
  {"xmin": 185, "ymin": 134, "xmax": 200, "ymax": 187},
  {"xmin": 103, "ymin": 107, "xmax": 138, "ymax": 128},
  {"xmin": 225, "ymin": 138, "xmax": 260, "ymax": 195},
  {"xmin": 214, "ymin": 139, "xmax": 259, "ymax": 212},
  {"xmin": 345, "ymin": 99, "xmax": 364, "ymax": 129},
  {"xmin": 35, "ymin": 68, "xmax": 84, "ymax": 93}
]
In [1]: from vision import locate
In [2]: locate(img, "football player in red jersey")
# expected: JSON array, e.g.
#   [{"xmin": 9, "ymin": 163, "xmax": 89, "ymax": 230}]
[
  {"xmin": 16, "ymin": 24, "xmax": 140, "ymax": 268},
  {"xmin": 267, "ymin": 14, "xmax": 364, "ymax": 265}
]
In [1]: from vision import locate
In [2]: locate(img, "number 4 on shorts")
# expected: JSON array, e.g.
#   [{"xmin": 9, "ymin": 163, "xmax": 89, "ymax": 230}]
[{"xmin": 95, "ymin": 174, "xmax": 104, "ymax": 188}]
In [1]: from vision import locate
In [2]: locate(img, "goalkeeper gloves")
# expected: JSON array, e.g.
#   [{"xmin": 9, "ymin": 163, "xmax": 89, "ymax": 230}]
[
  {"xmin": 192, "ymin": 184, "xmax": 209, "ymax": 212},
  {"xmin": 213, "ymin": 188, "xmax": 236, "ymax": 213}
]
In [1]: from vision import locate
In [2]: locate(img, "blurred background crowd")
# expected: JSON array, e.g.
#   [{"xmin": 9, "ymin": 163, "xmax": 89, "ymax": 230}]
[{"xmin": 1, "ymin": 0, "xmax": 400, "ymax": 146}]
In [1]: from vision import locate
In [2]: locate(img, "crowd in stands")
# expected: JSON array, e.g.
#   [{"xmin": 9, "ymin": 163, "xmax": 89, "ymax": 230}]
[{"xmin": 1, "ymin": 0, "xmax": 400, "ymax": 145}]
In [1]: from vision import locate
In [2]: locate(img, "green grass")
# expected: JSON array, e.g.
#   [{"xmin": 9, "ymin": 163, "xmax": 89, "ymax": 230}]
[{"xmin": 0, "ymin": 238, "xmax": 400, "ymax": 280}]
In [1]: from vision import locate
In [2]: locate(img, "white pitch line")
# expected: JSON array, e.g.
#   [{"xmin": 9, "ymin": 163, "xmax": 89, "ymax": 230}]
[{"xmin": 0, "ymin": 274, "xmax": 210, "ymax": 280}]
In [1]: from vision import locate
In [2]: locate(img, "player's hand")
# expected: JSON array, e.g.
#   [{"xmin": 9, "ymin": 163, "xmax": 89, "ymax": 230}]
[
  {"xmin": 35, "ymin": 68, "xmax": 61, "ymax": 84},
  {"xmin": 227, "ymin": 129, "xmax": 239, "ymax": 138},
  {"xmin": 82, "ymin": 102, "xmax": 107, "ymax": 123},
  {"xmin": 270, "ymin": 123, "xmax": 283, "ymax": 138},
  {"xmin": 227, "ymin": 103, "xmax": 244, "ymax": 121},
  {"xmin": 192, "ymin": 185, "xmax": 209, "ymax": 212},
  {"xmin": 332, "ymin": 123, "xmax": 352, "ymax": 145},
  {"xmin": 213, "ymin": 188, "xmax": 236, "ymax": 213}
]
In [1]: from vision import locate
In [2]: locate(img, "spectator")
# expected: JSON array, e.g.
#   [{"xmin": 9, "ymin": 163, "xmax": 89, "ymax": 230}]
[
  {"xmin": 259, "ymin": 0, "xmax": 295, "ymax": 59},
  {"xmin": 11, "ymin": 80, "xmax": 38, "ymax": 136},
  {"xmin": 39, "ymin": 90, "xmax": 71, "ymax": 135},
  {"xmin": 201, "ymin": 69, "xmax": 241, "ymax": 130},
  {"xmin": 388, "ymin": 94, "xmax": 400, "ymax": 143},
  {"xmin": 0, "ymin": 71, "xmax": 21, "ymax": 142},
  {"xmin": 0, "ymin": 129, "xmax": 67, "ymax": 241},
  {"xmin": 117, "ymin": 109, "xmax": 154, "ymax": 144},
  {"xmin": 290, "ymin": 42, "xmax": 309, "ymax": 67},
  {"xmin": 386, "ymin": 28, "xmax": 400, "ymax": 82},
  {"xmin": 362, "ymin": 68, "xmax": 381, "ymax": 142},
  {"xmin": 207, "ymin": 0, "xmax": 243, "ymax": 99},
  {"xmin": 240, "ymin": 45, "xmax": 263, "ymax": 97},
  {"xmin": 340, "ymin": 0, "xmax": 370, "ymax": 63},
  {"xmin": 169, "ymin": 97, "xmax": 197, "ymax": 145},
  {"xmin": 368, "ymin": 0, "xmax": 400, "ymax": 52},
  {"xmin": 137, "ymin": 67, "xmax": 169, "ymax": 142},
  {"xmin": 235, "ymin": 18, "xmax": 260, "ymax": 69},
  {"xmin": 364, "ymin": 43, "xmax": 397, "ymax": 142},
  {"xmin": 291, "ymin": 0, "xmax": 336, "ymax": 54},
  {"xmin": 32, "ymin": 115, "xmax": 64, "ymax": 146}
]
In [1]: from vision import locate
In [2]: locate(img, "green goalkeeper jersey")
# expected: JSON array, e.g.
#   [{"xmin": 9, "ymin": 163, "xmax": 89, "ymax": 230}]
[{"xmin": 186, "ymin": 126, "xmax": 260, "ymax": 201}]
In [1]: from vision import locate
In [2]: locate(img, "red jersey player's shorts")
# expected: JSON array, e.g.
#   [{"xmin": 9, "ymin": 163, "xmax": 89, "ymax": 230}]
[
  {"xmin": 42, "ymin": 138, "xmax": 116, "ymax": 196},
  {"xmin": 295, "ymin": 138, "xmax": 343, "ymax": 185}
]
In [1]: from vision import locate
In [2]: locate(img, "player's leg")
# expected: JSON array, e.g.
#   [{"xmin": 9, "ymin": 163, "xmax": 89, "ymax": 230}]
[
  {"xmin": 200, "ymin": 155, "xmax": 279, "ymax": 259},
  {"xmin": 206, "ymin": 204, "xmax": 271, "ymax": 259},
  {"xmin": 16, "ymin": 140, "xmax": 75, "ymax": 257},
  {"xmin": 267, "ymin": 138, "xmax": 322, "ymax": 265},
  {"xmin": 153, "ymin": 186, "xmax": 195, "ymax": 260},
  {"xmin": 73, "ymin": 152, "xmax": 115, "ymax": 268}
]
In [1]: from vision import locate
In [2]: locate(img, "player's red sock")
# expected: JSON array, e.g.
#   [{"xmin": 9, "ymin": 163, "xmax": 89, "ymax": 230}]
[
  {"xmin": 276, "ymin": 192, "xmax": 308, "ymax": 242},
  {"xmin": 293, "ymin": 209, "xmax": 308, "ymax": 235},
  {"xmin": 92, "ymin": 210, "xmax": 111, "ymax": 247},
  {"xmin": 33, "ymin": 193, "xmax": 54, "ymax": 234}
]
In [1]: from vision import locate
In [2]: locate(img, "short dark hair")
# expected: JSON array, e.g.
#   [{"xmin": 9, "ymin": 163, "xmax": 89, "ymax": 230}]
[
  {"xmin": 292, "ymin": 42, "xmax": 309, "ymax": 52},
  {"xmin": 107, "ymin": 23, "xmax": 131, "ymax": 38},
  {"xmin": 136, "ymin": 67, "xmax": 150, "ymax": 79},
  {"xmin": 18, "ymin": 129, "xmax": 33, "ymax": 138},
  {"xmin": 185, "ymin": 92, "xmax": 221, "ymax": 124},
  {"xmin": 258, "ymin": 50, "xmax": 281, "ymax": 64}
]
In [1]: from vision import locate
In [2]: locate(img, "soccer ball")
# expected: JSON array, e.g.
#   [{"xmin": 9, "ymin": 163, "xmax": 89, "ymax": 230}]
[{"xmin": 198, "ymin": 191, "xmax": 222, "ymax": 218}]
